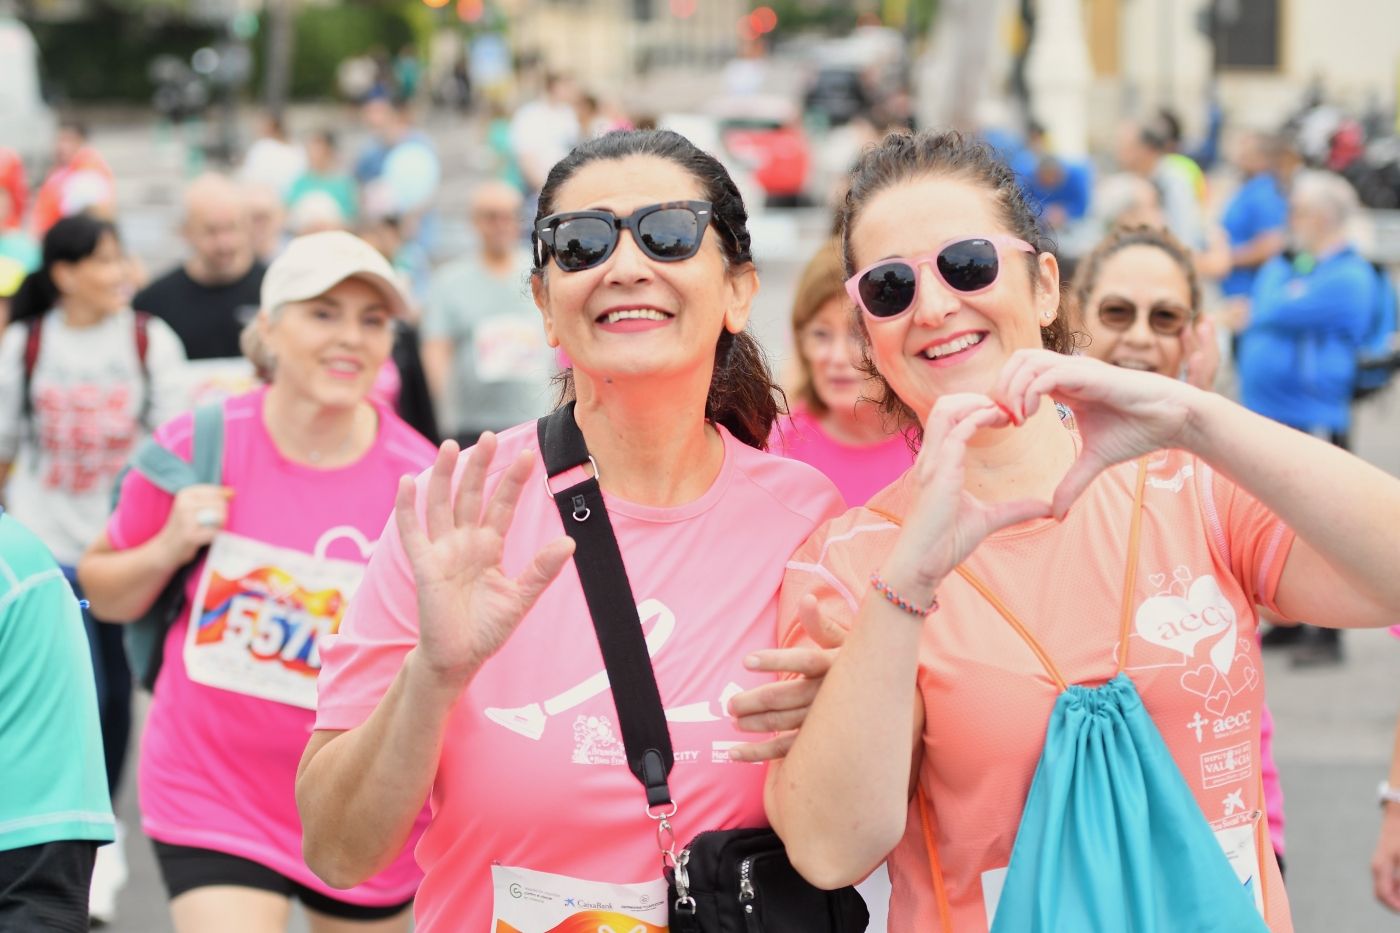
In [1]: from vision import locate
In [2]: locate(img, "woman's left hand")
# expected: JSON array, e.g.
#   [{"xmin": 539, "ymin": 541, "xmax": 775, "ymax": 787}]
[{"xmin": 993, "ymin": 349, "xmax": 1204, "ymax": 519}]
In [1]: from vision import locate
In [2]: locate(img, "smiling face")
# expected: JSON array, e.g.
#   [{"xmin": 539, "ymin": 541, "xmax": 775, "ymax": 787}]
[
  {"xmin": 260, "ymin": 276, "xmax": 395, "ymax": 409},
  {"xmin": 531, "ymin": 155, "xmax": 756, "ymax": 389},
  {"xmin": 848, "ymin": 174, "xmax": 1058, "ymax": 423},
  {"xmin": 1080, "ymin": 244, "xmax": 1194, "ymax": 376},
  {"xmin": 799, "ymin": 295, "xmax": 868, "ymax": 413},
  {"xmin": 52, "ymin": 230, "xmax": 127, "ymax": 317}
]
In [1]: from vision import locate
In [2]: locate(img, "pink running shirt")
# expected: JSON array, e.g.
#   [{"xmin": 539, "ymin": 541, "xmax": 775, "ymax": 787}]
[
  {"xmin": 106, "ymin": 386, "xmax": 434, "ymax": 906},
  {"xmin": 769, "ymin": 405, "xmax": 912, "ymax": 506},
  {"xmin": 781, "ymin": 448, "xmax": 1297, "ymax": 932},
  {"xmin": 316, "ymin": 419, "xmax": 843, "ymax": 931}
]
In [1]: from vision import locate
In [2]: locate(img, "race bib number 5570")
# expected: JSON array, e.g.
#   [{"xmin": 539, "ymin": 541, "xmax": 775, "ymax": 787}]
[{"xmin": 184, "ymin": 529, "xmax": 368, "ymax": 709}]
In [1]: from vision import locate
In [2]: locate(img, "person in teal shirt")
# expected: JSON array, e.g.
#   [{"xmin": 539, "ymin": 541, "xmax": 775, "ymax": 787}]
[
  {"xmin": 0, "ymin": 508, "xmax": 114, "ymax": 930},
  {"xmin": 286, "ymin": 130, "xmax": 358, "ymax": 224}
]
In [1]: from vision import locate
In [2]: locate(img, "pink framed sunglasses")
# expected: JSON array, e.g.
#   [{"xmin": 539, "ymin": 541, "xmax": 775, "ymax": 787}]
[{"xmin": 846, "ymin": 235, "xmax": 1036, "ymax": 320}]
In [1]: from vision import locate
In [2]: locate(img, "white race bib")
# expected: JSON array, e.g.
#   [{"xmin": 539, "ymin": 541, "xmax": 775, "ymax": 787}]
[
  {"xmin": 1214, "ymin": 820, "xmax": 1266, "ymax": 915},
  {"xmin": 183, "ymin": 527, "xmax": 369, "ymax": 709},
  {"xmin": 490, "ymin": 864, "xmax": 668, "ymax": 933},
  {"xmin": 474, "ymin": 315, "xmax": 551, "ymax": 384}
]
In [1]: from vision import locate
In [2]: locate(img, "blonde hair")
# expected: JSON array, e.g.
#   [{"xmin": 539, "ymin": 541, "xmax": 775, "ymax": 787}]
[{"xmin": 239, "ymin": 310, "xmax": 276, "ymax": 382}]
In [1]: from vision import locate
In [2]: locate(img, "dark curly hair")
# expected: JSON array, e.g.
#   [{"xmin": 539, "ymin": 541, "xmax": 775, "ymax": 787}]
[
  {"xmin": 838, "ymin": 130, "xmax": 1078, "ymax": 439},
  {"xmin": 531, "ymin": 129, "xmax": 782, "ymax": 450}
]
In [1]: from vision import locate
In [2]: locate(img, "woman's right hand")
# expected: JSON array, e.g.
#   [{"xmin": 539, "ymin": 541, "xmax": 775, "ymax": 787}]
[
  {"xmin": 396, "ymin": 435, "xmax": 575, "ymax": 695},
  {"xmin": 880, "ymin": 394, "xmax": 1052, "ymax": 600},
  {"xmin": 157, "ymin": 484, "xmax": 235, "ymax": 565}
]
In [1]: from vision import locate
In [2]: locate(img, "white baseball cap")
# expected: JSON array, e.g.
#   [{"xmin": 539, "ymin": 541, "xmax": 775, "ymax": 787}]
[{"xmin": 260, "ymin": 230, "xmax": 408, "ymax": 318}]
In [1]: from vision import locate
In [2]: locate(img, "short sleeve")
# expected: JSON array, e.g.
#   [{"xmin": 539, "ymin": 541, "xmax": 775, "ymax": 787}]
[
  {"xmin": 142, "ymin": 316, "xmax": 191, "ymax": 429},
  {"xmin": 1255, "ymin": 184, "xmax": 1288, "ymax": 233},
  {"xmin": 106, "ymin": 413, "xmax": 194, "ymax": 551},
  {"xmin": 1199, "ymin": 460, "xmax": 1296, "ymax": 615},
  {"xmin": 314, "ymin": 505, "xmax": 421, "ymax": 731},
  {"xmin": 777, "ymin": 509, "xmax": 898, "ymax": 654}
]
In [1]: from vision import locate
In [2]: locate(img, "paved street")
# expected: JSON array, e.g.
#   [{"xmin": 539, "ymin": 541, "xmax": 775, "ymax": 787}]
[{"xmin": 86, "ymin": 111, "xmax": 1400, "ymax": 931}]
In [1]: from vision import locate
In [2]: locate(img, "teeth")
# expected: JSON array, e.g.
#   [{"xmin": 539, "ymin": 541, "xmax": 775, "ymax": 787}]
[
  {"xmin": 921, "ymin": 333, "xmax": 984, "ymax": 359},
  {"xmin": 1115, "ymin": 360, "xmax": 1153, "ymax": 371},
  {"xmin": 602, "ymin": 308, "xmax": 670, "ymax": 324},
  {"xmin": 327, "ymin": 361, "xmax": 359, "ymax": 372}
]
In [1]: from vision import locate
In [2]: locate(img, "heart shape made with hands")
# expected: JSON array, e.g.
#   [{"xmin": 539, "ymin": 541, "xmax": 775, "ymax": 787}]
[{"xmin": 987, "ymin": 350, "xmax": 1198, "ymax": 519}]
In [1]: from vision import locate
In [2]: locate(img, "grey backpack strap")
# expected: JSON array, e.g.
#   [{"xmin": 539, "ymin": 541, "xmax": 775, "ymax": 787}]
[
  {"xmin": 189, "ymin": 402, "xmax": 224, "ymax": 484},
  {"xmin": 120, "ymin": 400, "xmax": 225, "ymax": 692}
]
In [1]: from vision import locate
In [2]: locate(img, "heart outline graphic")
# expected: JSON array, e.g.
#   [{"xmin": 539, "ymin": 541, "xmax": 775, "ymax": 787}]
[
  {"xmin": 1204, "ymin": 689, "xmax": 1232, "ymax": 716},
  {"xmin": 1180, "ymin": 664, "xmax": 1220, "ymax": 699}
]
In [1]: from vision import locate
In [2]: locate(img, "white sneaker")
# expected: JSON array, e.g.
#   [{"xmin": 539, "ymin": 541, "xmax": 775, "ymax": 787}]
[{"xmin": 88, "ymin": 820, "xmax": 128, "ymax": 927}]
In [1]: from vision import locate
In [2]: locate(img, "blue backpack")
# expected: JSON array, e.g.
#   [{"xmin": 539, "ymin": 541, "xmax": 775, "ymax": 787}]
[
  {"xmin": 1355, "ymin": 262, "xmax": 1399, "ymax": 400},
  {"xmin": 112, "ymin": 402, "xmax": 225, "ymax": 691}
]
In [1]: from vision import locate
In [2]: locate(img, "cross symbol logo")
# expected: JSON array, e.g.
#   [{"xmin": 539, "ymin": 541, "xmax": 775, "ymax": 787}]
[
  {"xmin": 1223, "ymin": 789, "xmax": 1245, "ymax": 816},
  {"xmin": 1186, "ymin": 712, "xmax": 1207, "ymax": 742}
]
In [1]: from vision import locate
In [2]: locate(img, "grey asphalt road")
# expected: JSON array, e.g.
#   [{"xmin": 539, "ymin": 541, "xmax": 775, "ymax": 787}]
[{"xmin": 86, "ymin": 110, "xmax": 1400, "ymax": 932}]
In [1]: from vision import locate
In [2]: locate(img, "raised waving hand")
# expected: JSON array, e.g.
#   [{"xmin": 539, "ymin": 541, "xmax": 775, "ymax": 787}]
[{"xmin": 396, "ymin": 435, "xmax": 575, "ymax": 693}]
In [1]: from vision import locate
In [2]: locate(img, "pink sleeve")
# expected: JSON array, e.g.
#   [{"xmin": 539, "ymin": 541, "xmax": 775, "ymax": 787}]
[
  {"xmin": 315, "ymin": 506, "xmax": 422, "ymax": 732},
  {"xmin": 106, "ymin": 414, "xmax": 195, "ymax": 551},
  {"xmin": 1201, "ymin": 461, "xmax": 1297, "ymax": 616}
]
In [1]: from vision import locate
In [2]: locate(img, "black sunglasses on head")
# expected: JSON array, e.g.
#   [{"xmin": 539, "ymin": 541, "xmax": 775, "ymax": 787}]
[{"xmin": 534, "ymin": 200, "xmax": 715, "ymax": 272}]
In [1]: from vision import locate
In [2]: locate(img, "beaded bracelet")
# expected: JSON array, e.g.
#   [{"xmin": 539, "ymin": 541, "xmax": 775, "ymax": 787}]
[{"xmin": 869, "ymin": 572, "xmax": 939, "ymax": 618}]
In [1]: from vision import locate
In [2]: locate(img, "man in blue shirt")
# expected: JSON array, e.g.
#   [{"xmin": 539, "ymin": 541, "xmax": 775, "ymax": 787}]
[
  {"xmin": 1221, "ymin": 131, "xmax": 1289, "ymax": 330},
  {"xmin": 1239, "ymin": 171, "xmax": 1377, "ymax": 666}
]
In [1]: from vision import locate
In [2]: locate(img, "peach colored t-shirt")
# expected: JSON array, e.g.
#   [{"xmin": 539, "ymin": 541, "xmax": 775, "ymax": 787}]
[
  {"xmin": 781, "ymin": 448, "xmax": 1296, "ymax": 933},
  {"xmin": 316, "ymin": 419, "xmax": 844, "ymax": 932}
]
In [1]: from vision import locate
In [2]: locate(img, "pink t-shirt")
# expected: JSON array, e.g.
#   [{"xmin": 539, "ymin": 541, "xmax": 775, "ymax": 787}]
[
  {"xmin": 106, "ymin": 386, "xmax": 435, "ymax": 906},
  {"xmin": 316, "ymin": 419, "xmax": 843, "ymax": 931},
  {"xmin": 769, "ymin": 405, "xmax": 913, "ymax": 506}
]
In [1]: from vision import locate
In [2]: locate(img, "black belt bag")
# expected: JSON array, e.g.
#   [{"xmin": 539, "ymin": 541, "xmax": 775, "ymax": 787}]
[{"xmin": 537, "ymin": 405, "xmax": 868, "ymax": 933}]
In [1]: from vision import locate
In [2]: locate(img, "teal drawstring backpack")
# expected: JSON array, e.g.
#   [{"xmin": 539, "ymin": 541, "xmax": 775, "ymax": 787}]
[{"xmin": 953, "ymin": 460, "xmax": 1271, "ymax": 933}]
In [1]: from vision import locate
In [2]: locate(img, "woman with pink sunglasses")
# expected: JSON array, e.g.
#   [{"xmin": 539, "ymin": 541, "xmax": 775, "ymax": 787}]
[{"xmin": 760, "ymin": 131, "xmax": 1400, "ymax": 932}]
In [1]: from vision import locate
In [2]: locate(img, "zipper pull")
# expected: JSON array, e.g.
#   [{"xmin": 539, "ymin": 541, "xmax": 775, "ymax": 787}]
[{"xmin": 739, "ymin": 856, "xmax": 755, "ymax": 901}]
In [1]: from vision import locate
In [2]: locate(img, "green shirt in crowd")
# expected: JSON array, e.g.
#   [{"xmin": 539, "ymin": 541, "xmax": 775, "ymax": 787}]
[{"xmin": 0, "ymin": 509, "xmax": 114, "ymax": 852}]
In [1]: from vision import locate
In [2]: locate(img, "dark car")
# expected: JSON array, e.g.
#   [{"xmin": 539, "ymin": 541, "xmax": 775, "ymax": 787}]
[{"xmin": 803, "ymin": 67, "xmax": 870, "ymax": 127}]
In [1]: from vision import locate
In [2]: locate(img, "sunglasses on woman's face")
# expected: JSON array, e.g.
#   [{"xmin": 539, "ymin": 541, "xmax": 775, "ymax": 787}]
[
  {"xmin": 1095, "ymin": 298, "xmax": 1191, "ymax": 337},
  {"xmin": 534, "ymin": 200, "xmax": 715, "ymax": 272},
  {"xmin": 845, "ymin": 235, "xmax": 1036, "ymax": 320}
]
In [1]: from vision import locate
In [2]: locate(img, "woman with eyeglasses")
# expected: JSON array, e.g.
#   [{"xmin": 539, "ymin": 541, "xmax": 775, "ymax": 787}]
[
  {"xmin": 772, "ymin": 238, "xmax": 912, "ymax": 506},
  {"xmin": 296, "ymin": 130, "xmax": 843, "ymax": 931},
  {"xmin": 762, "ymin": 131, "xmax": 1400, "ymax": 932},
  {"xmin": 1072, "ymin": 222, "xmax": 1291, "ymax": 878},
  {"xmin": 1071, "ymin": 224, "xmax": 1218, "ymax": 390}
]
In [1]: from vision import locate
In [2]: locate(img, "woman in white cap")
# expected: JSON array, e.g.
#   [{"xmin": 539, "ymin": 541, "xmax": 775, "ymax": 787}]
[{"xmin": 78, "ymin": 231, "xmax": 435, "ymax": 932}]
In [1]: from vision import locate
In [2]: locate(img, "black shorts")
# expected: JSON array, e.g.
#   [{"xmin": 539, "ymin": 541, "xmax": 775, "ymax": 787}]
[
  {"xmin": 0, "ymin": 840, "xmax": 97, "ymax": 933},
  {"xmin": 152, "ymin": 842, "xmax": 412, "ymax": 922}
]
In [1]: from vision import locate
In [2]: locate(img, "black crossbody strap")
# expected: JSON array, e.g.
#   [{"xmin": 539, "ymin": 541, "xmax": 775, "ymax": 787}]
[{"xmin": 536, "ymin": 403, "xmax": 675, "ymax": 808}]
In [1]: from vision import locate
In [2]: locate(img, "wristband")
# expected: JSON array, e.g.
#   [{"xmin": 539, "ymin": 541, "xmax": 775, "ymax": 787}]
[
  {"xmin": 1381, "ymin": 781, "xmax": 1400, "ymax": 809},
  {"xmin": 870, "ymin": 572, "xmax": 939, "ymax": 618}
]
